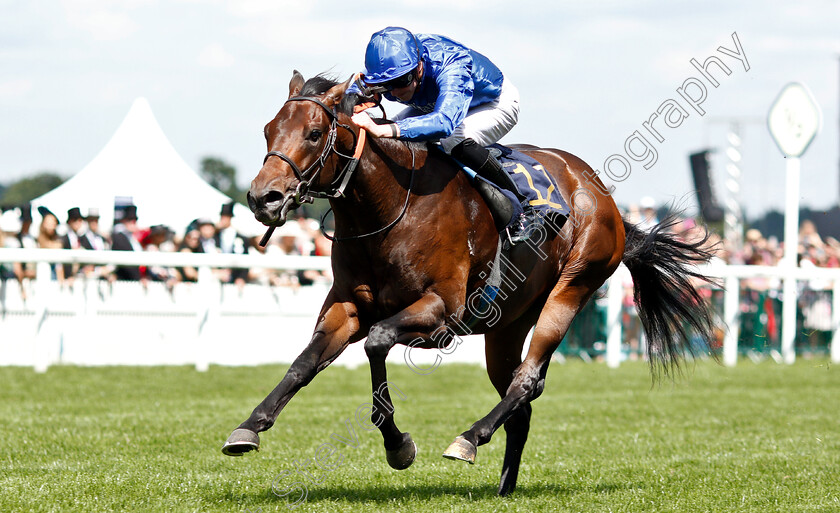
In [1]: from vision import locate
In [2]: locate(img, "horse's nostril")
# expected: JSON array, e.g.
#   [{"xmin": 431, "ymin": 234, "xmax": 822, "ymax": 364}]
[
  {"xmin": 246, "ymin": 192, "xmax": 257, "ymax": 213},
  {"xmin": 264, "ymin": 190, "xmax": 284, "ymax": 206}
]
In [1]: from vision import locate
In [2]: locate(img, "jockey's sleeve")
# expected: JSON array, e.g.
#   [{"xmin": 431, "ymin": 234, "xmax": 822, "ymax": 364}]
[
  {"xmin": 395, "ymin": 52, "xmax": 475, "ymax": 141},
  {"xmin": 346, "ymin": 80, "xmax": 362, "ymax": 97}
]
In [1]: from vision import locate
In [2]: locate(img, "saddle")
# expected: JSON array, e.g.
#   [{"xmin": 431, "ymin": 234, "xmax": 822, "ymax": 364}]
[{"xmin": 447, "ymin": 144, "xmax": 569, "ymax": 240}]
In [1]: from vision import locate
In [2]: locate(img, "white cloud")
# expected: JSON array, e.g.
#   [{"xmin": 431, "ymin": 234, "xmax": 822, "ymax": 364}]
[
  {"xmin": 0, "ymin": 78, "xmax": 33, "ymax": 99},
  {"xmin": 755, "ymin": 35, "xmax": 840, "ymax": 54},
  {"xmin": 61, "ymin": 0, "xmax": 139, "ymax": 41},
  {"xmin": 225, "ymin": 0, "xmax": 313, "ymax": 18},
  {"xmin": 198, "ymin": 43, "xmax": 235, "ymax": 68}
]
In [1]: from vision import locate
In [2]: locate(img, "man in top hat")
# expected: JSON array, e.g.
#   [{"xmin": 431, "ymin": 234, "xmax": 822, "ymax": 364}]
[
  {"xmin": 15, "ymin": 203, "xmax": 36, "ymax": 250},
  {"xmin": 61, "ymin": 208, "xmax": 85, "ymax": 249},
  {"xmin": 81, "ymin": 208, "xmax": 107, "ymax": 251},
  {"xmin": 2, "ymin": 204, "xmax": 34, "ymax": 269},
  {"xmin": 60, "ymin": 207, "xmax": 86, "ymax": 281},
  {"xmin": 78, "ymin": 207, "xmax": 111, "ymax": 280},
  {"xmin": 110, "ymin": 205, "xmax": 143, "ymax": 281},
  {"xmin": 3, "ymin": 204, "xmax": 37, "ymax": 298},
  {"xmin": 215, "ymin": 201, "xmax": 250, "ymax": 285}
]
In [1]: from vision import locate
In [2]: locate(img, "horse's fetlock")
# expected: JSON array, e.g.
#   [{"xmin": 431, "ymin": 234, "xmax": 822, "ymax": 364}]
[{"xmin": 254, "ymin": 412, "xmax": 274, "ymax": 431}]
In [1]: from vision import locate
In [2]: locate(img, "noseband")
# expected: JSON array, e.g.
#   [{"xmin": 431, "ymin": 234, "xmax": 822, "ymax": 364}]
[{"xmin": 262, "ymin": 96, "xmax": 362, "ymax": 204}]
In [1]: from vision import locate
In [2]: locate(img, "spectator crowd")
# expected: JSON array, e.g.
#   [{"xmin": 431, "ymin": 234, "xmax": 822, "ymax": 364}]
[
  {"xmin": 623, "ymin": 197, "xmax": 840, "ymax": 268},
  {"xmin": 3, "ymin": 196, "xmax": 840, "ymax": 293},
  {"xmin": 0, "ymin": 201, "xmax": 332, "ymax": 292}
]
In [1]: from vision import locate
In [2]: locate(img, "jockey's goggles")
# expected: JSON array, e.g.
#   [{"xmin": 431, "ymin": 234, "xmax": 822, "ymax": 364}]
[
  {"xmin": 363, "ymin": 69, "xmax": 416, "ymax": 95},
  {"xmin": 381, "ymin": 70, "xmax": 415, "ymax": 90}
]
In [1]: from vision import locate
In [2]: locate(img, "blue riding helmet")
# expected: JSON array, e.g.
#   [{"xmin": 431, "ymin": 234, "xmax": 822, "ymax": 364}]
[{"xmin": 363, "ymin": 27, "xmax": 420, "ymax": 84}]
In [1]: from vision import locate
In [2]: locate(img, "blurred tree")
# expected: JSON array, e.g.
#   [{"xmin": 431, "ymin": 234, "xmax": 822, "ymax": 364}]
[
  {"xmin": 200, "ymin": 156, "xmax": 246, "ymax": 205},
  {"xmin": 0, "ymin": 172, "xmax": 65, "ymax": 206}
]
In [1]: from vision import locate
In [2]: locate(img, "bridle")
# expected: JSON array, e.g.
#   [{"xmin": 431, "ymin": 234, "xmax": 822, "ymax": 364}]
[
  {"xmin": 262, "ymin": 96, "xmax": 363, "ymax": 205},
  {"xmin": 257, "ymin": 93, "xmax": 416, "ymax": 246},
  {"xmin": 257, "ymin": 95, "xmax": 365, "ymax": 246}
]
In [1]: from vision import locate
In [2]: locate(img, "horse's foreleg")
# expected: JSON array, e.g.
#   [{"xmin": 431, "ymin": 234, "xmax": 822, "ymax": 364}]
[
  {"xmin": 222, "ymin": 292, "xmax": 362, "ymax": 456},
  {"xmin": 364, "ymin": 293, "xmax": 446, "ymax": 470}
]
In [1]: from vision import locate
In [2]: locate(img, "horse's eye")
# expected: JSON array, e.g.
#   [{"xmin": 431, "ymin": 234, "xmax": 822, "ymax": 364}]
[{"xmin": 307, "ymin": 129, "xmax": 322, "ymax": 142}]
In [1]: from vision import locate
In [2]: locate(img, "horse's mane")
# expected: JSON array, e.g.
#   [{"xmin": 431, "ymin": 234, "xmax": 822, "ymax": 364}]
[
  {"xmin": 300, "ymin": 74, "xmax": 341, "ymax": 97},
  {"xmin": 298, "ymin": 74, "xmax": 357, "ymax": 117},
  {"xmin": 301, "ymin": 73, "xmax": 431, "ymax": 159}
]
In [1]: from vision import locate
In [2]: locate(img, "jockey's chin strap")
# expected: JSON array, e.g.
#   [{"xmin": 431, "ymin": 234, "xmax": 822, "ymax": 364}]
[{"xmin": 259, "ymin": 96, "xmax": 367, "ymax": 246}]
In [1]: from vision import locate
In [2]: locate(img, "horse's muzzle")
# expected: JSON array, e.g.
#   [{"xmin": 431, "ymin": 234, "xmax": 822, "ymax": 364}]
[
  {"xmin": 247, "ymin": 188, "xmax": 293, "ymax": 226},
  {"xmin": 247, "ymin": 185, "xmax": 289, "ymax": 225}
]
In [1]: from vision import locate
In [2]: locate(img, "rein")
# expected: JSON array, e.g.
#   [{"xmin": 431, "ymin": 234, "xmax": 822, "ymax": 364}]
[{"xmin": 320, "ymin": 144, "xmax": 415, "ymax": 242}]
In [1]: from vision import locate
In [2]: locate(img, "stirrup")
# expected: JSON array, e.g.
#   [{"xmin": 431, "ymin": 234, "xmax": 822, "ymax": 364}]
[{"xmin": 505, "ymin": 209, "xmax": 542, "ymax": 246}]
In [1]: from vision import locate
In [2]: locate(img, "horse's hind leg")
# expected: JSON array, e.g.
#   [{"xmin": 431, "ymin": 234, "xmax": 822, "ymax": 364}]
[
  {"xmin": 483, "ymin": 311, "xmax": 541, "ymax": 496},
  {"xmin": 443, "ymin": 276, "xmax": 603, "ymax": 491}
]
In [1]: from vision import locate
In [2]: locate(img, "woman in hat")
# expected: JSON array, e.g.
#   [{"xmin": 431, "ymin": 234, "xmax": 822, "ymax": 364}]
[{"xmin": 35, "ymin": 206, "xmax": 62, "ymax": 280}]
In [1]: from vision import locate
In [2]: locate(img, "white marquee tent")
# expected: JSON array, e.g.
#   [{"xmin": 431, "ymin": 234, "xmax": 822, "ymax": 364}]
[{"xmin": 33, "ymin": 97, "xmax": 264, "ymax": 237}]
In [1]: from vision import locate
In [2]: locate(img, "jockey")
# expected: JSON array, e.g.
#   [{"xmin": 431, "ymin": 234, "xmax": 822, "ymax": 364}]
[{"xmin": 347, "ymin": 26, "xmax": 529, "ymax": 236}]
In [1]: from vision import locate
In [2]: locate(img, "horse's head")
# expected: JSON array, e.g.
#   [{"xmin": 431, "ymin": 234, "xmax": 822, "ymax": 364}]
[{"xmin": 248, "ymin": 71, "xmax": 356, "ymax": 227}]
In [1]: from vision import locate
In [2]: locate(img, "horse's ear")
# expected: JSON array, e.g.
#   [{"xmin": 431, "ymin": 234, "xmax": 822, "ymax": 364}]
[
  {"xmin": 289, "ymin": 70, "xmax": 305, "ymax": 99},
  {"xmin": 324, "ymin": 76, "xmax": 352, "ymax": 106}
]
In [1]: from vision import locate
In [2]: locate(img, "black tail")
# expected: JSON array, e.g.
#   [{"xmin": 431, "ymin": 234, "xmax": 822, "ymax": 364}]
[{"xmin": 621, "ymin": 216, "xmax": 718, "ymax": 376}]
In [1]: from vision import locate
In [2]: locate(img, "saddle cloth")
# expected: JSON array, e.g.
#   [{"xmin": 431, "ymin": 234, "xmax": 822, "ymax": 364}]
[
  {"xmin": 491, "ymin": 143, "xmax": 569, "ymax": 221},
  {"xmin": 455, "ymin": 144, "xmax": 569, "ymax": 230}
]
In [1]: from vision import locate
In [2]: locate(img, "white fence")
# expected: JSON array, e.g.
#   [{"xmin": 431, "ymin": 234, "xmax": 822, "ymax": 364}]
[
  {"xmin": 0, "ymin": 249, "xmax": 486, "ymax": 371},
  {"xmin": 602, "ymin": 263, "xmax": 840, "ymax": 368},
  {"xmin": 1, "ymin": 248, "xmax": 839, "ymax": 371}
]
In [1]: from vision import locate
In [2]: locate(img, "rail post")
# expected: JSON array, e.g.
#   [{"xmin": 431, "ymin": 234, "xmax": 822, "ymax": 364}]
[
  {"xmin": 832, "ymin": 278, "xmax": 840, "ymax": 364},
  {"xmin": 723, "ymin": 274, "xmax": 740, "ymax": 367},
  {"xmin": 605, "ymin": 265, "xmax": 625, "ymax": 368}
]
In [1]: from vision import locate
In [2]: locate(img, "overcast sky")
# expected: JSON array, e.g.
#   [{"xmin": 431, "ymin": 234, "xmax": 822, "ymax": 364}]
[{"xmin": 1, "ymin": 0, "xmax": 838, "ymax": 218}]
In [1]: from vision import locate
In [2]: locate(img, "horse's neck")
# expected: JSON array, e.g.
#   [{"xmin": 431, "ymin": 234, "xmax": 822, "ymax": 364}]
[{"xmin": 331, "ymin": 138, "xmax": 430, "ymax": 235}]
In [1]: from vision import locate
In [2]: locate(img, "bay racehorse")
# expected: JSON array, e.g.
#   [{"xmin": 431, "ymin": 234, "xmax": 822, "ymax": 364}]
[{"xmin": 223, "ymin": 71, "xmax": 716, "ymax": 496}]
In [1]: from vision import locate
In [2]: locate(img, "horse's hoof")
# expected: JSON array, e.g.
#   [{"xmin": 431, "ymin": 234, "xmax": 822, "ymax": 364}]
[
  {"xmin": 222, "ymin": 428, "xmax": 260, "ymax": 456},
  {"xmin": 385, "ymin": 433, "xmax": 417, "ymax": 470},
  {"xmin": 442, "ymin": 435, "xmax": 476, "ymax": 464}
]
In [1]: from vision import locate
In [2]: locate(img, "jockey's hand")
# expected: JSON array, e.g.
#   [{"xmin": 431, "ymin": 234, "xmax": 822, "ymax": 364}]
[
  {"xmin": 351, "ymin": 112, "xmax": 398, "ymax": 139},
  {"xmin": 351, "ymin": 72, "xmax": 381, "ymax": 113}
]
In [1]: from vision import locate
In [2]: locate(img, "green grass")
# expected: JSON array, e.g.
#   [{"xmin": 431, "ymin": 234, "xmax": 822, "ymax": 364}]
[{"xmin": 1, "ymin": 359, "xmax": 838, "ymax": 512}]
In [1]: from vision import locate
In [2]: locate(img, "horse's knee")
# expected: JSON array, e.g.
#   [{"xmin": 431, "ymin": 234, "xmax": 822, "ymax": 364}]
[{"xmin": 365, "ymin": 324, "xmax": 398, "ymax": 358}]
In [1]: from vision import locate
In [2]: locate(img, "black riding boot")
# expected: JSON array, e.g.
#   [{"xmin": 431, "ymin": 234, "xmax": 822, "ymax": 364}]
[
  {"xmin": 452, "ymin": 139, "xmax": 526, "ymax": 202},
  {"xmin": 452, "ymin": 139, "xmax": 529, "ymax": 234}
]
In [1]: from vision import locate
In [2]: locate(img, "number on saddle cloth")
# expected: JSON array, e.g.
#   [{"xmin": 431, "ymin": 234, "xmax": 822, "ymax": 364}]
[{"xmin": 488, "ymin": 144, "xmax": 569, "ymax": 222}]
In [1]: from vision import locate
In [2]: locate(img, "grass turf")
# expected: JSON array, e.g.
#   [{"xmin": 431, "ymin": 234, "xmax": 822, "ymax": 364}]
[{"xmin": 0, "ymin": 359, "xmax": 838, "ymax": 512}]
